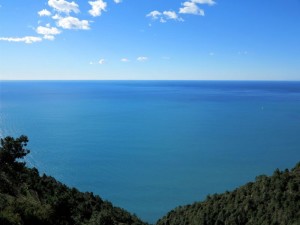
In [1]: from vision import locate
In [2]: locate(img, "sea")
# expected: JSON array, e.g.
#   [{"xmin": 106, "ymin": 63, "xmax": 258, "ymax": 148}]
[{"xmin": 0, "ymin": 80, "xmax": 299, "ymax": 223}]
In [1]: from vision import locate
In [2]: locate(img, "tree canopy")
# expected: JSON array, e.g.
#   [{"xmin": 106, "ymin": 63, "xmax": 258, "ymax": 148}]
[
  {"xmin": 157, "ymin": 162, "xmax": 300, "ymax": 225},
  {"xmin": 0, "ymin": 135, "xmax": 147, "ymax": 225},
  {"xmin": 0, "ymin": 135, "xmax": 29, "ymax": 166},
  {"xmin": 1, "ymin": 135, "xmax": 299, "ymax": 225}
]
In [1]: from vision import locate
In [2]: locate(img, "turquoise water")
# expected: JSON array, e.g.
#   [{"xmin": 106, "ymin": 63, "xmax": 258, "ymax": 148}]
[{"xmin": 0, "ymin": 81, "xmax": 300, "ymax": 223}]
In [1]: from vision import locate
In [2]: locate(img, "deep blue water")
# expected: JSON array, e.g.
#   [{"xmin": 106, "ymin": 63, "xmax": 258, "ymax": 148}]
[{"xmin": 0, "ymin": 80, "xmax": 300, "ymax": 223}]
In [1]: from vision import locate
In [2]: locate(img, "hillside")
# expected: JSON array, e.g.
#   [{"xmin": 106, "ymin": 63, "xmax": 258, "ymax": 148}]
[
  {"xmin": 157, "ymin": 162, "xmax": 300, "ymax": 225},
  {"xmin": 0, "ymin": 135, "xmax": 147, "ymax": 225},
  {"xmin": 1, "ymin": 135, "xmax": 299, "ymax": 225}
]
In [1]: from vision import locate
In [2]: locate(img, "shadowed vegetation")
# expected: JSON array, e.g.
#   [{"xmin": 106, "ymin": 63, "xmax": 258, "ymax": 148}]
[
  {"xmin": 1, "ymin": 135, "xmax": 299, "ymax": 225},
  {"xmin": 157, "ymin": 163, "xmax": 300, "ymax": 225},
  {"xmin": 0, "ymin": 135, "xmax": 147, "ymax": 225}
]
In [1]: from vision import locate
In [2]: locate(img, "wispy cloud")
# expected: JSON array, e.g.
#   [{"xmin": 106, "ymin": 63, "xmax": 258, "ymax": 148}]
[
  {"xmin": 43, "ymin": 35, "xmax": 56, "ymax": 40},
  {"xmin": 137, "ymin": 56, "xmax": 148, "ymax": 62},
  {"xmin": 193, "ymin": 0, "xmax": 216, "ymax": 5},
  {"xmin": 0, "ymin": 36, "xmax": 42, "ymax": 44},
  {"xmin": 38, "ymin": 9, "xmax": 52, "ymax": 17},
  {"xmin": 98, "ymin": 59, "xmax": 105, "ymax": 64},
  {"xmin": 48, "ymin": 0, "xmax": 79, "ymax": 14},
  {"xmin": 148, "ymin": 0, "xmax": 216, "ymax": 23},
  {"xmin": 163, "ymin": 11, "xmax": 182, "ymax": 21},
  {"xmin": 147, "ymin": 10, "xmax": 162, "ymax": 20},
  {"xmin": 121, "ymin": 58, "xmax": 130, "ymax": 62},
  {"xmin": 88, "ymin": 0, "xmax": 107, "ymax": 17},
  {"xmin": 147, "ymin": 10, "xmax": 182, "ymax": 23},
  {"xmin": 2, "ymin": 0, "xmax": 217, "ymax": 45}
]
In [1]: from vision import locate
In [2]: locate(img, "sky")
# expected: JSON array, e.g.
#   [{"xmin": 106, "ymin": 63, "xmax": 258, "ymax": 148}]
[{"xmin": 0, "ymin": 0, "xmax": 300, "ymax": 80}]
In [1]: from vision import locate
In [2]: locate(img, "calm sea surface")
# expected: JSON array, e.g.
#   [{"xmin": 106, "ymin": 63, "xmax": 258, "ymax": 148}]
[{"xmin": 0, "ymin": 81, "xmax": 300, "ymax": 223}]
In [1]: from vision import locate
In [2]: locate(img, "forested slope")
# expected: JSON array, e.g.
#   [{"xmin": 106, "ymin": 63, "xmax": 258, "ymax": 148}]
[
  {"xmin": 1, "ymin": 135, "xmax": 299, "ymax": 225},
  {"xmin": 157, "ymin": 162, "xmax": 300, "ymax": 225},
  {"xmin": 0, "ymin": 136, "xmax": 147, "ymax": 225}
]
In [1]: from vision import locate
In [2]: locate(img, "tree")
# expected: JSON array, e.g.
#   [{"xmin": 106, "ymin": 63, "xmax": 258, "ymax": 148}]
[{"xmin": 0, "ymin": 135, "xmax": 30, "ymax": 166}]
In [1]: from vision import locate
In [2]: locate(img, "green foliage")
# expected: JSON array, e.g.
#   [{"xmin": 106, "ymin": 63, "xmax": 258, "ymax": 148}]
[
  {"xmin": 157, "ymin": 163, "xmax": 300, "ymax": 225},
  {"xmin": 2, "ymin": 135, "xmax": 299, "ymax": 225},
  {"xmin": 0, "ymin": 135, "xmax": 147, "ymax": 225},
  {"xmin": 0, "ymin": 135, "xmax": 29, "ymax": 166}
]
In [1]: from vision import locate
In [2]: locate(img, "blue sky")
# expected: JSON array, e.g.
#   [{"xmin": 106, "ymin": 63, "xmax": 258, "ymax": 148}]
[{"xmin": 0, "ymin": 0, "xmax": 299, "ymax": 80}]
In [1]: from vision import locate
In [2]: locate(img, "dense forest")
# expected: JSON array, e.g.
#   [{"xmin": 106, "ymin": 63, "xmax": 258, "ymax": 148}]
[
  {"xmin": 0, "ymin": 135, "xmax": 147, "ymax": 225},
  {"xmin": 157, "ymin": 162, "xmax": 300, "ymax": 225},
  {"xmin": 1, "ymin": 135, "xmax": 299, "ymax": 225}
]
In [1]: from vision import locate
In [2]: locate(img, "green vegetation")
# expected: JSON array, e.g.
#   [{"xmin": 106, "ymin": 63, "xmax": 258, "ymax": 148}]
[
  {"xmin": 157, "ymin": 163, "xmax": 300, "ymax": 225},
  {"xmin": 1, "ymin": 135, "xmax": 299, "ymax": 225},
  {"xmin": 0, "ymin": 135, "xmax": 147, "ymax": 225}
]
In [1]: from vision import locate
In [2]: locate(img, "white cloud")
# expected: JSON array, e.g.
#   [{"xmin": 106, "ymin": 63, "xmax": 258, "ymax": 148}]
[
  {"xmin": 88, "ymin": 0, "xmax": 107, "ymax": 17},
  {"xmin": 179, "ymin": 1, "xmax": 205, "ymax": 15},
  {"xmin": 38, "ymin": 9, "xmax": 52, "ymax": 17},
  {"xmin": 55, "ymin": 16, "xmax": 90, "ymax": 30},
  {"xmin": 193, "ymin": 0, "xmax": 216, "ymax": 5},
  {"xmin": 147, "ymin": 10, "xmax": 182, "ymax": 23},
  {"xmin": 52, "ymin": 14, "xmax": 61, "ymax": 20},
  {"xmin": 36, "ymin": 26, "xmax": 61, "ymax": 35},
  {"xmin": 179, "ymin": 0, "xmax": 216, "ymax": 15},
  {"xmin": 48, "ymin": 0, "xmax": 79, "ymax": 14},
  {"xmin": 148, "ymin": 0, "xmax": 215, "ymax": 22},
  {"xmin": 114, "ymin": 0, "xmax": 122, "ymax": 3},
  {"xmin": 147, "ymin": 10, "xmax": 162, "ymax": 20},
  {"xmin": 137, "ymin": 56, "xmax": 148, "ymax": 62},
  {"xmin": 121, "ymin": 58, "xmax": 130, "ymax": 62},
  {"xmin": 160, "ymin": 18, "xmax": 166, "ymax": 23},
  {"xmin": 36, "ymin": 26, "xmax": 61, "ymax": 40},
  {"xmin": 163, "ymin": 11, "xmax": 178, "ymax": 20},
  {"xmin": 0, "ymin": 36, "xmax": 42, "ymax": 44},
  {"xmin": 43, "ymin": 35, "xmax": 55, "ymax": 40},
  {"xmin": 98, "ymin": 59, "xmax": 105, "ymax": 64}
]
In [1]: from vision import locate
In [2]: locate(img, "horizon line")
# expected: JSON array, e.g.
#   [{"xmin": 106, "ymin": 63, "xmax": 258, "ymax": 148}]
[{"xmin": 1, "ymin": 79, "xmax": 300, "ymax": 82}]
